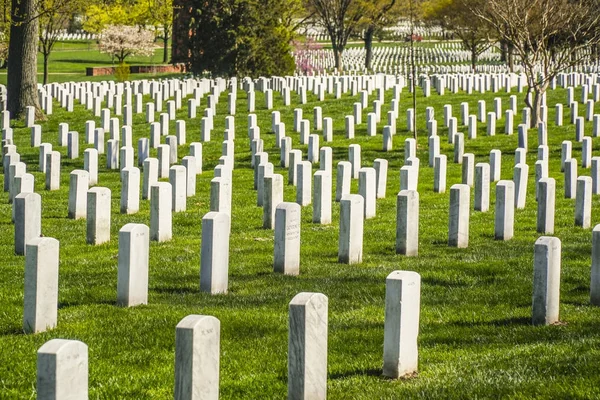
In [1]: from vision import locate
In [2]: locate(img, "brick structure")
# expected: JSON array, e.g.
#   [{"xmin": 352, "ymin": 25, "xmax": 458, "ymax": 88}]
[{"xmin": 86, "ymin": 64, "xmax": 186, "ymax": 77}]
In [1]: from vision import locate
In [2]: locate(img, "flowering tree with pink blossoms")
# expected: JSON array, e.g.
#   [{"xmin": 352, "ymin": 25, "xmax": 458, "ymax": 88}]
[
  {"xmin": 99, "ymin": 25, "xmax": 155, "ymax": 64},
  {"xmin": 292, "ymin": 38, "xmax": 324, "ymax": 75}
]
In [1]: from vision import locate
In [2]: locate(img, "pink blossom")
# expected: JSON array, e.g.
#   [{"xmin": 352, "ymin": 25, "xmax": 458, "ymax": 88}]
[{"xmin": 99, "ymin": 25, "xmax": 155, "ymax": 64}]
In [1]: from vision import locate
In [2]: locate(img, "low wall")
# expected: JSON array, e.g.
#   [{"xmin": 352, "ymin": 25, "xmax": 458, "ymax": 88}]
[{"xmin": 86, "ymin": 64, "xmax": 186, "ymax": 76}]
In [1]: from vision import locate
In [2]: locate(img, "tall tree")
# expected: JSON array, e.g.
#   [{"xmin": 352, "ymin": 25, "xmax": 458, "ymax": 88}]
[
  {"xmin": 137, "ymin": 0, "xmax": 174, "ymax": 63},
  {"xmin": 7, "ymin": 0, "xmax": 41, "ymax": 119},
  {"xmin": 0, "ymin": 0, "xmax": 9, "ymax": 69},
  {"xmin": 304, "ymin": 0, "xmax": 363, "ymax": 71},
  {"xmin": 356, "ymin": 0, "xmax": 401, "ymax": 70},
  {"xmin": 187, "ymin": 0, "xmax": 297, "ymax": 77},
  {"xmin": 82, "ymin": 1, "xmax": 139, "ymax": 34},
  {"xmin": 187, "ymin": 0, "xmax": 237, "ymax": 76},
  {"xmin": 471, "ymin": 0, "xmax": 600, "ymax": 127},
  {"xmin": 39, "ymin": 0, "xmax": 83, "ymax": 85},
  {"xmin": 7, "ymin": 0, "xmax": 84, "ymax": 118},
  {"xmin": 423, "ymin": 0, "xmax": 492, "ymax": 72},
  {"xmin": 235, "ymin": 0, "xmax": 297, "ymax": 76}
]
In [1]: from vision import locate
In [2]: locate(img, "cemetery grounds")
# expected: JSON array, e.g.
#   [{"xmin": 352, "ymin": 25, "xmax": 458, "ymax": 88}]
[{"xmin": 1, "ymin": 40, "xmax": 600, "ymax": 398}]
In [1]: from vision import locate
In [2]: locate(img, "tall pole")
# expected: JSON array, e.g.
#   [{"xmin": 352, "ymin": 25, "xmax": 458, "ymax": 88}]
[{"xmin": 410, "ymin": 0, "xmax": 417, "ymax": 141}]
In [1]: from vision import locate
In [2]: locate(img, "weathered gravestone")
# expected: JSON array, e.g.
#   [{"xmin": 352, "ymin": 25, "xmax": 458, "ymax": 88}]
[
  {"xmin": 174, "ymin": 315, "xmax": 221, "ymax": 400},
  {"xmin": 150, "ymin": 182, "xmax": 173, "ymax": 242},
  {"xmin": 15, "ymin": 192, "xmax": 41, "ymax": 255},
  {"xmin": 84, "ymin": 148, "xmax": 98, "ymax": 186},
  {"xmin": 296, "ymin": 161, "xmax": 312, "ymax": 206},
  {"xmin": 313, "ymin": 171, "xmax": 332, "ymax": 225},
  {"xmin": 591, "ymin": 225, "xmax": 600, "ymax": 306},
  {"xmin": 263, "ymin": 174, "xmax": 284, "ymax": 229},
  {"xmin": 117, "ymin": 223, "xmax": 150, "ymax": 307},
  {"xmin": 209, "ymin": 177, "xmax": 232, "ymax": 216},
  {"xmin": 532, "ymin": 236, "xmax": 561, "ymax": 325},
  {"xmin": 120, "ymin": 167, "xmax": 140, "ymax": 214},
  {"xmin": 495, "ymin": 180, "xmax": 515, "ymax": 241},
  {"xmin": 335, "ymin": 161, "xmax": 351, "ymax": 202},
  {"xmin": 274, "ymin": 202, "xmax": 301, "ymax": 275},
  {"xmin": 396, "ymin": 190, "xmax": 419, "ymax": 256},
  {"xmin": 338, "ymin": 194, "xmax": 364, "ymax": 264},
  {"xmin": 87, "ymin": 187, "xmax": 111, "ymax": 245},
  {"xmin": 382, "ymin": 271, "xmax": 421, "ymax": 379},
  {"xmin": 474, "ymin": 163, "xmax": 490, "ymax": 212},
  {"xmin": 200, "ymin": 212, "xmax": 231, "ymax": 294},
  {"xmin": 434, "ymin": 155, "xmax": 447, "ymax": 193},
  {"xmin": 45, "ymin": 151, "xmax": 61, "ymax": 190},
  {"xmin": 288, "ymin": 292, "xmax": 328, "ymax": 400},
  {"xmin": 23, "ymin": 237, "xmax": 59, "ymax": 333},
  {"xmin": 358, "ymin": 167, "xmax": 376, "ymax": 219},
  {"xmin": 575, "ymin": 176, "xmax": 592, "ymax": 228},
  {"xmin": 448, "ymin": 184, "xmax": 470, "ymax": 248},
  {"xmin": 170, "ymin": 166, "xmax": 187, "ymax": 212},
  {"xmin": 37, "ymin": 339, "xmax": 88, "ymax": 400}
]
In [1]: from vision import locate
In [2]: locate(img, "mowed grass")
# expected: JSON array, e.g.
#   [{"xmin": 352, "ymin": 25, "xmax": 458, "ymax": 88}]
[
  {"xmin": 1, "ymin": 78, "xmax": 600, "ymax": 399},
  {"xmin": 0, "ymin": 40, "xmax": 177, "ymax": 85}
]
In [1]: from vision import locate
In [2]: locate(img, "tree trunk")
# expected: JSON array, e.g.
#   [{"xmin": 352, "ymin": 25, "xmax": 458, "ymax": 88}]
[
  {"xmin": 7, "ymin": 0, "xmax": 43, "ymax": 120},
  {"xmin": 527, "ymin": 86, "xmax": 545, "ymax": 128},
  {"xmin": 163, "ymin": 30, "xmax": 169, "ymax": 63},
  {"xmin": 471, "ymin": 45, "xmax": 477, "ymax": 73},
  {"xmin": 333, "ymin": 46, "xmax": 342, "ymax": 72},
  {"xmin": 364, "ymin": 25, "xmax": 374, "ymax": 71},
  {"xmin": 43, "ymin": 51, "xmax": 48, "ymax": 85}
]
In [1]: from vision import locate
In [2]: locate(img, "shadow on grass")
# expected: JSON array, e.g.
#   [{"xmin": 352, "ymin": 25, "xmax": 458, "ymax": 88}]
[
  {"xmin": 233, "ymin": 270, "xmax": 273, "ymax": 278},
  {"xmin": 564, "ymin": 284, "xmax": 588, "ymax": 293},
  {"xmin": 449, "ymin": 316, "xmax": 531, "ymax": 327},
  {"xmin": 58, "ymin": 299, "xmax": 115, "ymax": 309},
  {"xmin": 0, "ymin": 325, "xmax": 26, "ymax": 336},
  {"xmin": 152, "ymin": 286, "xmax": 198, "ymax": 295},
  {"xmin": 562, "ymin": 299, "xmax": 596, "ymax": 307},
  {"xmin": 422, "ymin": 276, "xmax": 469, "ymax": 288},
  {"xmin": 152, "ymin": 285, "xmax": 286, "ymax": 308},
  {"xmin": 329, "ymin": 368, "xmax": 383, "ymax": 380}
]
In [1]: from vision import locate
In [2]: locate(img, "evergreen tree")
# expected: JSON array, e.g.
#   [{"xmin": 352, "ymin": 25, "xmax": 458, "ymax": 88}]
[{"xmin": 186, "ymin": 0, "xmax": 297, "ymax": 77}]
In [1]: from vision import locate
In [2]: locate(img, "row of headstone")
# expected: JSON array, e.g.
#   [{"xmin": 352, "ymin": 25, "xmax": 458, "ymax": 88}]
[
  {"xmin": 31, "ymin": 226, "xmax": 582, "ymax": 398},
  {"xmin": 34, "ymin": 274, "xmax": 422, "ymax": 399},
  {"xmin": 6, "ymin": 74, "xmax": 599, "ymax": 265},
  {"xmin": 7, "ymin": 133, "xmax": 597, "ymax": 278},
  {"xmin": 7, "ymin": 91, "xmax": 596, "ymax": 234},
  {"xmin": 3, "ymin": 69, "xmax": 599, "ymax": 130}
]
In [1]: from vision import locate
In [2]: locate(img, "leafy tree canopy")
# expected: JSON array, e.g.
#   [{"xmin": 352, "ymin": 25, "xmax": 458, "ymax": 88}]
[{"xmin": 187, "ymin": 0, "xmax": 298, "ymax": 77}]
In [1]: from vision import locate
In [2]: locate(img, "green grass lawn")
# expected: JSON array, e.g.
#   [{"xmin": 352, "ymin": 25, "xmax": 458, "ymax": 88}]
[
  {"xmin": 1, "ymin": 78, "xmax": 600, "ymax": 398},
  {"xmin": 15, "ymin": 39, "xmax": 483, "ymax": 86},
  {"xmin": 0, "ymin": 40, "xmax": 176, "ymax": 85}
]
